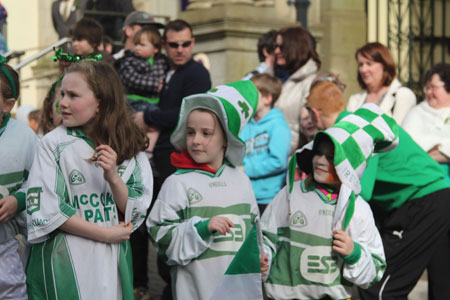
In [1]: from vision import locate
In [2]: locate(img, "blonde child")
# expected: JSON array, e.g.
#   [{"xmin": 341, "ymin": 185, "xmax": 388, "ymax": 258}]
[
  {"xmin": 25, "ymin": 61, "xmax": 153, "ymax": 300},
  {"xmin": 39, "ymin": 77, "xmax": 63, "ymax": 135},
  {"xmin": 0, "ymin": 58, "xmax": 37, "ymax": 300},
  {"xmin": 117, "ymin": 26, "xmax": 168, "ymax": 108},
  {"xmin": 147, "ymin": 81, "xmax": 260, "ymax": 300},
  {"xmin": 260, "ymin": 103, "xmax": 398, "ymax": 299},
  {"xmin": 240, "ymin": 73, "xmax": 290, "ymax": 214}
]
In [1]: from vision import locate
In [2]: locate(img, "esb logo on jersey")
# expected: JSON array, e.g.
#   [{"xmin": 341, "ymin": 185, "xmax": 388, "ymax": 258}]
[
  {"xmin": 300, "ymin": 246, "xmax": 341, "ymax": 284},
  {"xmin": 210, "ymin": 214, "xmax": 246, "ymax": 252}
]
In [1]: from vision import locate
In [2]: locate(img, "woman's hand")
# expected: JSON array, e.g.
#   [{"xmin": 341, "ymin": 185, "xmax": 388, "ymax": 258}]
[
  {"xmin": 96, "ymin": 145, "xmax": 119, "ymax": 183},
  {"xmin": 208, "ymin": 216, "xmax": 234, "ymax": 235},
  {"xmin": 332, "ymin": 229, "xmax": 354, "ymax": 256},
  {"xmin": 102, "ymin": 222, "xmax": 133, "ymax": 243}
]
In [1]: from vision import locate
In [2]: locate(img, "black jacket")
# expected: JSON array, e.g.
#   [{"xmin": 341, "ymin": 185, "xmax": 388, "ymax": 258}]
[{"xmin": 144, "ymin": 58, "xmax": 211, "ymax": 150}]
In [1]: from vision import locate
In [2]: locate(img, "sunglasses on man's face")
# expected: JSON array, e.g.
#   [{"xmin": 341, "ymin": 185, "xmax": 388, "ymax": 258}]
[{"xmin": 167, "ymin": 41, "xmax": 192, "ymax": 49}]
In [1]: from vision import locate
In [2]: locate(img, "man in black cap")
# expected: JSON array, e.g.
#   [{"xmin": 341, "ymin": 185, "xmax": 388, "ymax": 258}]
[{"xmin": 113, "ymin": 10, "xmax": 164, "ymax": 60}]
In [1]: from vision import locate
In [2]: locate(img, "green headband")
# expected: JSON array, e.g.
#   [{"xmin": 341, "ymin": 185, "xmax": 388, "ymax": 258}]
[
  {"xmin": 52, "ymin": 47, "xmax": 103, "ymax": 66},
  {"xmin": 0, "ymin": 55, "xmax": 17, "ymax": 99}
]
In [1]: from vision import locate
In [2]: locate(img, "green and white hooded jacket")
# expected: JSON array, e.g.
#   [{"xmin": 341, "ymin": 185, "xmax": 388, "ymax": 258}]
[
  {"xmin": 147, "ymin": 80, "xmax": 260, "ymax": 300},
  {"xmin": 261, "ymin": 103, "xmax": 399, "ymax": 299},
  {"xmin": 25, "ymin": 126, "xmax": 153, "ymax": 300},
  {"xmin": 0, "ymin": 115, "xmax": 37, "ymax": 244}
]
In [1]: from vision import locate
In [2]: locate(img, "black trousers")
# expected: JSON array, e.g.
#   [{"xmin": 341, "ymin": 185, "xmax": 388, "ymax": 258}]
[
  {"xmin": 131, "ymin": 148, "xmax": 176, "ymax": 294},
  {"xmin": 359, "ymin": 188, "xmax": 450, "ymax": 300}
]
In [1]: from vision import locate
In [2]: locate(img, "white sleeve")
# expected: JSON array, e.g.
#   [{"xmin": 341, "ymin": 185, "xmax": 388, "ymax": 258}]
[
  {"xmin": 123, "ymin": 152, "xmax": 153, "ymax": 232},
  {"xmin": 342, "ymin": 197, "xmax": 386, "ymax": 288},
  {"xmin": 392, "ymin": 87, "xmax": 416, "ymax": 124},
  {"xmin": 146, "ymin": 175, "xmax": 211, "ymax": 266},
  {"xmin": 260, "ymin": 188, "xmax": 289, "ymax": 281},
  {"xmin": 402, "ymin": 105, "xmax": 441, "ymax": 152},
  {"xmin": 26, "ymin": 138, "xmax": 76, "ymax": 243}
]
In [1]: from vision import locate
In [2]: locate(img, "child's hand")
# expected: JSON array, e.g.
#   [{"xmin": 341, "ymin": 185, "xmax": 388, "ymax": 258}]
[
  {"xmin": 103, "ymin": 222, "xmax": 133, "ymax": 243},
  {"xmin": 260, "ymin": 253, "xmax": 269, "ymax": 277},
  {"xmin": 96, "ymin": 145, "xmax": 119, "ymax": 183},
  {"xmin": 0, "ymin": 196, "xmax": 18, "ymax": 223},
  {"xmin": 208, "ymin": 216, "xmax": 234, "ymax": 235},
  {"xmin": 332, "ymin": 230, "xmax": 354, "ymax": 256}
]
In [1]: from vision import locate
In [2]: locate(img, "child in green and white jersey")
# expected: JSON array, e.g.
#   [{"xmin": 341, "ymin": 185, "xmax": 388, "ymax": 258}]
[
  {"xmin": 260, "ymin": 103, "xmax": 398, "ymax": 299},
  {"xmin": 25, "ymin": 61, "xmax": 153, "ymax": 300},
  {"xmin": 0, "ymin": 58, "xmax": 37, "ymax": 300},
  {"xmin": 147, "ymin": 81, "xmax": 260, "ymax": 300}
]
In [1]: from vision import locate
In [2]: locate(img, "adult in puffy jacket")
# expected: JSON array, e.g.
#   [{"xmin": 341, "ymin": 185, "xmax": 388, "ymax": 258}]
[{"xmin": 270, "ymin": 26, "xmax": 321, "ymax": 153}]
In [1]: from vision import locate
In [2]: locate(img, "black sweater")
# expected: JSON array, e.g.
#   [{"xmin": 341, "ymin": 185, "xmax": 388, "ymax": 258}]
[{"xmin": 144, "ymin": 58, "xmax": 211, "ymax": 150}]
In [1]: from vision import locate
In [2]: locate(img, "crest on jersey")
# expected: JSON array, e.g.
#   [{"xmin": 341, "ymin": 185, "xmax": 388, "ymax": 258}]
[
  {"xmin": 69, "ymin": 169, "xmax": 86, "ymax": 185},
  {"xmin": 27, "ymin": 187, "xmax": 43, "ymax": 214},
  {"xmin": 290, "ymin": 210, "xmax": 308, "ymax": 228},
  {"xmin": 187, "ymin": 188, "xmax": 203, "ymax": 204}
]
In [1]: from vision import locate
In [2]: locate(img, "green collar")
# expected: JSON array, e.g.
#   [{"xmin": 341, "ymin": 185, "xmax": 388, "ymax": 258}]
[
  {"xmin": 0, "ymin": 113, "xmax": 10, "ymax": 137},
  {"xmin": 300, "ymin": 178, "xmax": 337, "ymax": 205},
  {"xmin": 66, "ymin": 127, "xmax": 95, "ymax": 149}
]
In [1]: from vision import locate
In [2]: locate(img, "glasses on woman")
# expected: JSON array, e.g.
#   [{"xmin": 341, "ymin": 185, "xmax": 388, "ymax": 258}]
[
  {"xmin": 275, "ymin": 44, "xmax": 284, "ymax": 52},
  {"xmin": 423, "ymin": 84, "xmax": 445, "ymax": 93}
]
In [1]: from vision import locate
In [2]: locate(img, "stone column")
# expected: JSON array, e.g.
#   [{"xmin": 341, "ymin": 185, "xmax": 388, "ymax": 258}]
[
  {"xmin": 181, "ymin": 1, "xmax": 294, "ymax": 86},
  {"xmin": 311, "ymin": 1, "xmax": 367, "ymax": 99}
]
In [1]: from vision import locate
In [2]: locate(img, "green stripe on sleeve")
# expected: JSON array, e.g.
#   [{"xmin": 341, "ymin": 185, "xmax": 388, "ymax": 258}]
[
  {"xmin": 343, "ymin": 241, "xmax": 361, "ymax": 265},
  {"xmin": 118, "ymin": 240, "xmax": 135, "ymax": 300},
  {"xmin": 195, "ymin": 219, "xmax": 212, "ymax": 240},
  {"xmin": 0, "ymin": 170, "xmax": 25, "ymax": 185},
  {"xmin": 13, "ymin": 191, "xmax": 26, "ymax": 212}
]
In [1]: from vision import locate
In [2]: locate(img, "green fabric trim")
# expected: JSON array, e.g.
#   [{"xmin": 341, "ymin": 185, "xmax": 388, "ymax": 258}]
[
  {"xmin": 127, "ymin": 94, "xmax": 159, "ymax": 104},
  {"xmin": 176, "ymin": 203, "xmax": 253, "ymax": 220},
  {"xmin": 277, "ymin": 227, "xmax": 332, "ymax": 246},
  {"xmin": 288, "ymin": 154, "xmax": 297, "ymax": 193},
  {"xmin": 299, "ymin": 179, "xmax": 337, "ymax": 205},
  {"xmin": 147, "ymin": 57, "xmax": 154, "ymax": 66},
  {"xmin": 13, "ymin": 191, "xmax": 26, "ymax": 212},
  {"xmin": 0, "ymin": 170, "xmax": 25, "ymax": 185},
  {"xmin": 342, "ymin": 192, "xmax": 356, "ymax": 231},
  {"xmin": 224, "ymin": 80, "xmax": 259, "ymax": 120},
  {"xmin": 118, "ymin": 240, "xmax": 134, "ymax": 300},
  {"xmin": 343, "ymin": 241, "xmax": 361, "ymax": 265},
  {"xmin": 0, "ymin": 113, "xmax": 10, "ymax": 136},
  {"xmin": 220, "ymin": 99, "xmax": 241, "ymax": 138},
  {"xmin": 370, "ymin": 253, "xmax": 387, "ymax": 286},
  {"xmin": 126, "ymin": 159, "xmax": 144, "ymax": 199},
  {"xmin": 66, "ymin": 127, "xmax": 95, "ymax": 149},
  {"xmin": 194, "ymin": 219, "xmax": 212, "ymax": 240},
  {"xmin": 53, "ymin": 234, "xmax": 81, "ymax": 299},
  {"xmin": 26, "ymin": 234, "xmax": 81, "ymax": 300}
]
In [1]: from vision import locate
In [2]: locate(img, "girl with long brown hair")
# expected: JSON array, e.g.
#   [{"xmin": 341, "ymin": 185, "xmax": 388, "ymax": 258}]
[{"xmin": 25, "ymin": 61, "xmax": 153, "ymax": 300}]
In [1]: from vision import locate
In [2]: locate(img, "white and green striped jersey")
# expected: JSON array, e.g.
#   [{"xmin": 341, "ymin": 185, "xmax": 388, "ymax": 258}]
[
  {"xmin": 0, "ymin": 116, "xmax": 37, "ymax": 243},
  {"xmin": 261, "ymin": 179, "xmax": 385, "ymax": 300},
  {"xmin": 147, "ymin": 164, "xmax": 259, "ymax": 300},
  {"xmin": 25, "ymin": 126, "xmax": 153, "ymax": 300}
]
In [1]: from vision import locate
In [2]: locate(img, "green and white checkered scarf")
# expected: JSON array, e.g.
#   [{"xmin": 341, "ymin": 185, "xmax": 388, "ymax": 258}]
[{"xmin": 290, "ymin": 103, "xmax": 399, "ymax": 229}]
